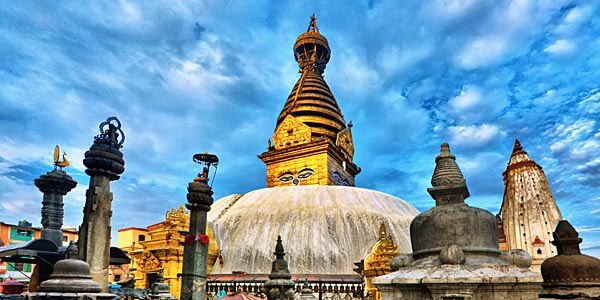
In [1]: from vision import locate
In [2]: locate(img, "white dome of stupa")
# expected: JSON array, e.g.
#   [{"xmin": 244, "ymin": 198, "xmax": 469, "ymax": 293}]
[{"xmin": 207, "ymin": 185, "xmax": 419, "ymax": 274}]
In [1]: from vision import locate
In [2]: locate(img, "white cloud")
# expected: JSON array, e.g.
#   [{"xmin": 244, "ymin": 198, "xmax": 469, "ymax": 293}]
[
  {"xmin": 548, "ymin": 119, "xmax": 595, "ymax": 141},
  {"xmin": 572, "ymin": 140, "xmax": 600, "ymax": 161},
  {"xmin": 550, "ymin": 141, "xmax": 568, "ymax": 154},
  {"xmin": 432, "ymin": 0, "xmax": 479, "ymax": 18},
  {"xmin": 544, "ymin": 39, "xmax": 577, "ymax": 56},
  {"xmin": 555, "ymin": 5, "xmax": 596, "ymax": 36},
  {"xmin": 578, "ymin": 89, "xmax": 600, "ymax": 114},
  {"xmin": 454, "ymin": 37, "xmax": 507, "ymax": 69},
  {"xmin": 446, "ymin": 85, "xmax": 509, "ymax": 123},
  {"xmin": 449, "ymin": 85, "xmax": 481, "ymax": 110},
  {"xmin": 447, "ymin": 124, "xmax": 503, "ymax": 148},
  {"xmin": 335, "ymin": 50, "xmax": 380, "ymax": 95},
  {"xmin": 576, "ymin": 226, "xmax": 600, "ymax": 233},
  {"xmin": 533, "ymin": 89, "xmax": 559, "ymax": 106}
]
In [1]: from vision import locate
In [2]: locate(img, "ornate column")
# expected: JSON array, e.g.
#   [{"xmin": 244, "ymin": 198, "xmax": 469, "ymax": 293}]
[
  {"xmin": 180, "ymin": 153, "xmax": 217, "ymax": 300},
  {"xmin": 263, "ymin": 236, "xmax": 295, "ymax": 300},
  {"xmin": 34, "ymin": 154, "xmax": 77, "ymax": 247},
  {"xmin": 78, "ymin": 117, "xmax": 125, "ymax": 291}
]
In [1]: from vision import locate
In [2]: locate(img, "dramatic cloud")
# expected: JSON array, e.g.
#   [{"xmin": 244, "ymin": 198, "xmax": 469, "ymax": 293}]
[{"xmin": 1, "ymin": 1, "xmax": 600, "ymax": 257}]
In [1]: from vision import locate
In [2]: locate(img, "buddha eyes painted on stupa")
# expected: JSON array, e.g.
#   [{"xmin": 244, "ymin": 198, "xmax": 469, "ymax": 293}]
[{"xmin": 278, "ymin": 168, "xmax": 315, "ymax": 185}]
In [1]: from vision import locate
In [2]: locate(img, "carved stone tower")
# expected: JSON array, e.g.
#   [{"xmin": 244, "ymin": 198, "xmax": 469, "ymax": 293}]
[
  {"xmin": 258, "ymin": 15, "xmax": 360, "ymax": 187},
  {"xmin": 78, "ymin": 117, "xmax": 125, "ymax": 291},
  {"xmin": 498, "ymin": 139, "xmax": 563, "ymax": 272}
]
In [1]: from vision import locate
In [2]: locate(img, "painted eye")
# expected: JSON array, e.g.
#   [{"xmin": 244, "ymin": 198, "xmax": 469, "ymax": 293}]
[
  {"xmin": 297, "ymin": 168, "xmax": 314, "ymax": 179},
  {"xmin": 279, "ymin": 174, "xmax": 294, "ymax": 182}
]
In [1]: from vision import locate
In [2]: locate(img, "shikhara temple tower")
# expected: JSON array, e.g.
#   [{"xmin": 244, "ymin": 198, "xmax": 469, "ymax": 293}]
[
  {"xmin": 259, "ymin": 14, "xmax": 359, "ymax": 187},
  {"xmin": 498, "ymin": 139, "xmax": 563, "ymax": 272}
]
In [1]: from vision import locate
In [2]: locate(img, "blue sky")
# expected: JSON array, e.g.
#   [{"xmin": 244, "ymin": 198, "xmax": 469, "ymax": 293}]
[{"xmin": 1, "ymin": 1, "xmax": 599, "ymax": 257}]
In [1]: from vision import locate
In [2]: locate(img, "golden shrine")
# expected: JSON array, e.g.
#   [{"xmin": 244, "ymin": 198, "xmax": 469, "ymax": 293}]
[
  {"xmin": 117, "ymin": 205, "xmax": 219, "ymax": 298},
  {"xmin": 258, "ymin": 15, "xmax": 360, "ymax": 187},
  {"xmin": 363, "ymin": 222, "xmax": 399, "ymax": 300}
]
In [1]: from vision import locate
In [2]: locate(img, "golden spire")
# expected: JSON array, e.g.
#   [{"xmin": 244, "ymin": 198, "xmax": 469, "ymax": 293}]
[
  {"xmin": 53, "ymin": 145, "xmax": 70, "ymax": 169},
  {"xmin": 277, "ymin": 14, "xmax": 344, "ymax": 142},
  {"xmin": 259, "ymin": 15, "xmax": 360, "ymax": 188},
  {"xmin": 364, "ymin": 222, "xmax": 399, "ymax": 300}
]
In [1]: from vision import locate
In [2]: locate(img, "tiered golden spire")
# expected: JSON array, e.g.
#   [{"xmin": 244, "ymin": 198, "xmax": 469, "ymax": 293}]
[{"xmin": 259, "ymin": 15, "xmax": 360, "ymax": 187}]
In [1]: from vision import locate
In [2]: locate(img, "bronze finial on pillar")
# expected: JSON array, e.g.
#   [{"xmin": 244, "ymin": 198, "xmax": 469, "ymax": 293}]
[
  {"xmin": 34, "ymin": 145, "xmax": 77, "ymax": 247},
  {"xmin": 180, "ymin": 152, "xmax": 218, "ymax": 300},
  {"xmin": 263, "ymin": 236, "xmax": 295, "ymax": 300},
  {"xmin": 78, "ymin": 117, "xmax": 125, "ymax": 292}
]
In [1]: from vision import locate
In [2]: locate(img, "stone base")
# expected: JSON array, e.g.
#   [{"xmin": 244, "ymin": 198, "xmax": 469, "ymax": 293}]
[
  {"xmin": 373, "ymin": 264, "xmax": 542, "ymax": 300},
  {"xmin": 28, "ymin": 292, "xmax": 116, "ymax": 300},
  {"xmin": 540, "ymin": 284, "xmax": 600, "ymax": 299}
]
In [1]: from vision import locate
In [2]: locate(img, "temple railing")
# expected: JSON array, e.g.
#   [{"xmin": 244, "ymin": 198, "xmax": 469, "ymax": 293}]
[{"xmin": 207, "ymin": 274, "xmax": 364, "ymax": 300}]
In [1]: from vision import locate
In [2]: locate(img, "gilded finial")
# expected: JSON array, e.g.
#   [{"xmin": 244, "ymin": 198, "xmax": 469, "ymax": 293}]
[
  {"xmin": 53, "ymin": 145, "xmax": 70, "ymax": 169},
  {"xmin": 307, "ymin": 13, "xmax": 319, "ymax": 33},
  {"xmin": 379, "ymin": 222, "xmax": 387, "ymax": 240}
]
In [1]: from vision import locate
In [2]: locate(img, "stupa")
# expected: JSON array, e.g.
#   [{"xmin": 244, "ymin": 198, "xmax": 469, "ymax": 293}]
[
  {"xmin": 498, "ymin": 139, "xmax": 563, "ymax": 272},
  {"xmin": 207, "ymin": 15, "xmax": 419, "ymax": 276},
  {"xmin": 373, "ymin": 143, "xmax": 541, "ymax": 300},
  {"xmin": 540, "ymin": 220, "xmax": 600, "ymax": 299}
]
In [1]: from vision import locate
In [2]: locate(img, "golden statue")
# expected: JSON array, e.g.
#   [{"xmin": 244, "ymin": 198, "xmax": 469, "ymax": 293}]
[
  {"xmin": 364, "ymin": 222, "xmax": 399, "ymax": 300},
  {"xmin": 53, "ymin": 145, "xmax": 70, "ymax": 169}
]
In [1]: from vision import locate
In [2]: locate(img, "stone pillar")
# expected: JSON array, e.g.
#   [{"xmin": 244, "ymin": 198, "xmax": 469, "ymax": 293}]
[
  {"xmin": 78, "ymin": 117, "xmax": 125, "ymax": 292},
  {"xmin": 28, "ymin": 259, "xmax": 116, "ymax": 300},
  {"xmin": 34, "ymin": 169, "xmax": 77, "ymax": 247},
  {"xmin": 180, "ymin": 165, "xmax": 214, "ymax": 300},
  {"xmin": 33, "ymin": 169, "xmax": 77, "ymax": 247},
  {"xmin": 263, "ymin": 236, "xmax": 295, "ymax": 300}
]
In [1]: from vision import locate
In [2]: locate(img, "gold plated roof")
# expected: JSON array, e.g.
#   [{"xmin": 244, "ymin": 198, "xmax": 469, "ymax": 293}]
[
  {"xmin": 276, "ymin": 14, "xmax": 347, "ymax": 142},
  {"xmin": 276, "ymin": 69, "xmax": 346, "ymax": 141}
]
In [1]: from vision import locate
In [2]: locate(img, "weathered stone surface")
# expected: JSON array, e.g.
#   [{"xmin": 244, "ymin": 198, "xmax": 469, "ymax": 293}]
[
  {"xmin": 410, "ymin": 203, "xmax": 500, "ymax": 260},
  {"xmin": 540, "ymin": 220, "xmax": 600, "ymax": 299},
  {"xmin": 28, "ymin": 259, "xmax": 116, "ymax": 299},
  {"xmin": 500, "ymin": 249, "xmax": 532, "ymax": 268},
  {"xmin": 390, "ymin": 254, "xmax": 413, "ymax": 271},
  {"xmin": 78, "ymin": 117, "xmax": 125, "ymax": 292},
  {"xmin": 439, "ymin": 244, "xmax": 465, "ymax": 265}
]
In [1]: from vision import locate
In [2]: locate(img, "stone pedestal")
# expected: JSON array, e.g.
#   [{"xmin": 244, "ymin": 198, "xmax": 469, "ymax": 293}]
[
  {"xmin": 34, "ymin": 169, "xmax": 77, "ymax": 247},
  {"xmin": 78, "ymin": 117, "xmax": 125, "ymax": 292},
  {"xmin": 149, "ymin": 276, "xmax": 176, "ymax": 300},
  {"xmin": 180, "ymin": 177, "xmax": 213, "ymax": 300},
  {"xmin": 28, "ymin": 259, "xmax": 116, "ymax": 300}
]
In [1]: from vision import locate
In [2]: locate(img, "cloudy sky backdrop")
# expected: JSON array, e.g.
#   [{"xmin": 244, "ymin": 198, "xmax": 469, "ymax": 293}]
[{"xmin": 1, "ymin": 1, "xmax": 599, "ymax": 257}]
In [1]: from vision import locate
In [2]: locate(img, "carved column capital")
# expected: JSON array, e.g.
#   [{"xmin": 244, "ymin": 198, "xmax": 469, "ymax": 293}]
[{"xmin": 34, "ymin": 169, "xmax": 77, "ymax": 195}]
